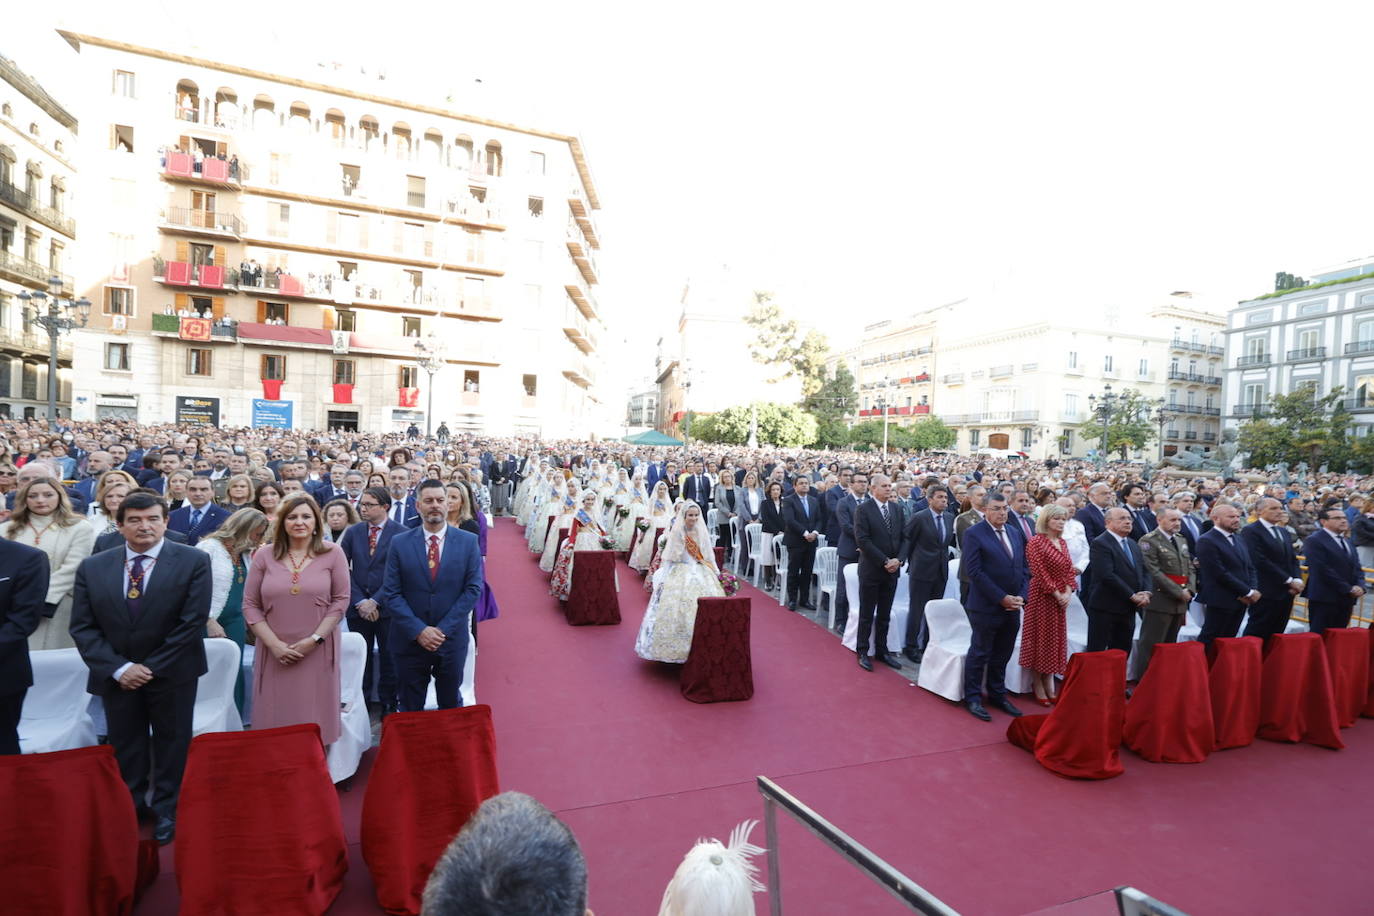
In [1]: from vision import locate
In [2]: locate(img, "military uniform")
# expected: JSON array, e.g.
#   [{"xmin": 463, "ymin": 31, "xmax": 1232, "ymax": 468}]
[{"xmin": 1138, "ymin": 526, "xmax": 1197, "ymax": 670}]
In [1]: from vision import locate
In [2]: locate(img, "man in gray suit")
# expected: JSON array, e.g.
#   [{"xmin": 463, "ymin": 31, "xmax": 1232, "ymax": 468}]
[{"xmin": 900, "ymin": 484, "xmax": 955, "ymax": 663}]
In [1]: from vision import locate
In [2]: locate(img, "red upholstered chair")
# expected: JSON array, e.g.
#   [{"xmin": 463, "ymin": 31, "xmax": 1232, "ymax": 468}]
[
  {"xmin": 565, "ymin": 550, "xmax": 621, "ymax": 625},
  {"xmin": 1005, "ymin": 649, "xmax": 1126, "ymax": 779},
  {"xmin": 1208, "ymin": 636, "xmax": 1262, "ymax": 749},
  {"xmin": 649, "ymin": 526, "xmax": 666, "ymax": 566},
  {"xmin": 362, "ymin": 705, "xmax": 500, "ymax": 916},
  {"xmin": 1321, "ymin": 628, "xmax": 1370, "ymax": 727},
  {"xmin": 1257, "ymin": 633, "xmax": 1343, "ymax": 749},
  {"xmin": 682, "ymin": 597, "xmax": 754, "ymax": 703},
  {"xmin": 0, "ymin": 744, "xmax": 139, "ymax": 915},
  {"xmin": 176, "ymin": 724, "xmax": 347, "ymax": 915},
  {"xmin": 1122, "ymin": 641, "xmax": 1214, "ymax": 763}
]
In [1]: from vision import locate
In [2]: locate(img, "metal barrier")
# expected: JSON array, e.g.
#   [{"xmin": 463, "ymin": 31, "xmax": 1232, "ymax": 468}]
[{"xmin": 1290, "ymin": 558, "xmax": 1374, "ymax": 627}]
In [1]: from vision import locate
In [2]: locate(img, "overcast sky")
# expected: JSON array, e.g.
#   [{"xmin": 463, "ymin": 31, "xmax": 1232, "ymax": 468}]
[{"xmin": 9, "ymin": 1, "xmax": 1374, "ymax": 359}]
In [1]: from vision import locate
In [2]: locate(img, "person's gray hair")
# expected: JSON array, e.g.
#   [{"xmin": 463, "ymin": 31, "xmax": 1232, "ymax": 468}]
[
  {"xmin": 1104, "ymin": 506, "xmax": 1131, "ymax": 523},
  {"xmin": 1171, "ymin": 490, "xmax": 1196, "ymax": 502},
  {"xmin": 421, "ymin": 792, "xmax": 588, "ymax": 916}
]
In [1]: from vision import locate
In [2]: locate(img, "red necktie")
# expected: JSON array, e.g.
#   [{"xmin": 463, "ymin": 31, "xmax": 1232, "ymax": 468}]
[
  {"xmin": 368, "ymin": 526, "xmax": 380, "ymax": 555},
  {"xmin": 427, "ymin": 534, "xmax": 440, "ymax": 582}
]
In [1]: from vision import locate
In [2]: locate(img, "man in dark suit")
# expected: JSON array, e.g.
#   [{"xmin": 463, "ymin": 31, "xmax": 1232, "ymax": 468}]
[
  {"xmin": 1239, "ymin": 498, "xmax": 1304, "ymax": 639},
  {"xmin": 853, "ymin": 474, "xmax": 906, "ymax": 671},
  {"xmin": 489, "ymin": 453, "xmax": 518, "ymax": 516},
  {"xmin": 339, "ymin": 487, "xmax": 405, "ymax": 716},
  {"xmin": 69, "ymin": 492, "xmax": 210, "ymax": 844},
  {"xmin": 830, "ymin": 472, "xmax": 866, "ymax": 635},
  {"xmin": 1075, "ymin": 483, "xmax": 1113, "ymax": 543},
  {"xmin": 1086, "ymin": 508, "xmax": 1152, "ymax": 653},
  {"xmin": 142, "ymin": 450, "xmax": 183, "ymax": 494},
  {"xmin": 960, "ymin": 493, "xmax": 1028, "ymax": 720},
  {"xmin": 385, "ymin": 466, "xmax": 421, "ymax": 528},
  {"xmin": 0, "ymin": 540, "xmax": 48, "ymax": 754},
  {"xmin": 71, "ymin": 450, "xmax": 115, "ymax": 504},
  {"xmin": 781, "ymin": 475, "xmax": 822, "ymax": 611},
  {"xmin": 309, "ymin": 463, "xmax": 350, "ymax": 505},
  {"xmin": 1172, "ymin": 491, "xmax": 1204, "ymax": 559},
  {"xmin": 1194, "ymin": 502, "xmax": 1260, "ymax": 645},
  {"xmin": 1301, "ymin": 506, "xmax": 1366, "ymax": 634},
  {"xmin": 824, "ymin": 468, "xmax": 853, "ymax": 545},
  {"xmin": 900, "ymin": 484, "xmax": 954, "ymax": 663},
  {"xmin": 1119, "ymin": 483, "xmax": 1155, "ymax": 540},
  {"xmin": 681, "ymin": 460, "xmax": 713, "ymax": 509},
  {"xmin": 7, "ymin": 461, "xmax": 89, "ymax": 514},
  {"xmin": 381, "ymin": 479, "xmax": 484, "ymax": 711},
  {"xmin": 167, "ymin": 476, "xmax": 230, "ymax": 546}
]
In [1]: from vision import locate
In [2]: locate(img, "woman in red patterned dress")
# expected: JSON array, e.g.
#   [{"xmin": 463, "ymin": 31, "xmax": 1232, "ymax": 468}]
[{"xmin": 1020, "ymin": 503, "xmax": 1074, "ymax": 706}]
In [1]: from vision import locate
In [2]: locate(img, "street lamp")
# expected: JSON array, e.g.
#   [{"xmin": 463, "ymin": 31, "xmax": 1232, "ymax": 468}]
[
  {"xmin": 680, "ymin": 364, "xmax": 693, "ymax": 451},
  {"xmin": 1087, "ymin": 383, "xmax": 1116, "ymax": 467},
  {"xmin": 1150, "ymin": 399, "xmax": 1173, "ymax": 462},
  {"xmin": 17, "ymin": 276, "xmax": 90, "ymax": 431},
  {"xmin": 413, "ymin": 332, "xmax": 446, "ymax": 437},
  {"xmin": 876, "ymin": 375, "xmax": 892, "ymax": 459}
]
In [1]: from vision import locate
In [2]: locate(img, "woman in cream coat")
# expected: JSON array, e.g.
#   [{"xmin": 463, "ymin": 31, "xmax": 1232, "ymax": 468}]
[{"xmin": 6, "ymin": 478, "xmax": 94, "ymax": 650}]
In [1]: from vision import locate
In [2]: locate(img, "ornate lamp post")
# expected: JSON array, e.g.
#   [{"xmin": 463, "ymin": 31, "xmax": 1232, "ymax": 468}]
[
  {"xmin": 1087, "ymin": 383, "xmax": 1116, "ymax": 468},
  {"xmin": 17, "ymin": 276, "xmax": 90, "ymax": 431},
  {"xmin": 1150, "ymin": 399, "xmax": 1173, "ymax": 462},
  {"xmin": 413, "ymin": 332, "xmax": 446, "ymax": 437},
  {"xmin": 876, "ymin": 375, "xmax": 892, "ymax": 459}
]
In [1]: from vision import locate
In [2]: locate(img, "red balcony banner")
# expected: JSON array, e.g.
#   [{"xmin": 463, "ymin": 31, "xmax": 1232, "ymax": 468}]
[
  {"xmin": 165, "ymin": 261, "xmax": 191, "ymax": 285},
  {"xmin": 262, "ymin": 379, "xmax": 283, "ymax": 400},
  {"xmin": 332, "ymin": 384, "xmax": 354, "ymax": 404},
  {"xmin": 398, "ymin": 387, "xmax": 419, "ymax": 408},
  {"xmin": 179, "ymin": 318, "xmax": 211, "ymax": 341},
  {"xmin": 165, "ymin": 151, "xmax": 194, "ymax": 177},
  {"xmin": 202, "ymin": 159, "xmax": 229, "ymax": 182},
  {"xmin": 198, "ymin": 264, "xmax": 224, "ymax": 288},
  {"xmin": 279, "ymin": 275, "xmax": 304, "ymax": 297},
  {"xmin": 913, "ymin": 404, "xmax": 931, "ymax": 414}
]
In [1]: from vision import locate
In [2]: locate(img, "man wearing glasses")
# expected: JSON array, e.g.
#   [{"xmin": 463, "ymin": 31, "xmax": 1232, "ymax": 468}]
[{"xmin": 338, "ymin": 486, "xmax": 405, "ymax": 716}]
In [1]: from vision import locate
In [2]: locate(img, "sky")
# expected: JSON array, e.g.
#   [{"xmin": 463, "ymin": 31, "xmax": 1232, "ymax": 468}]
[{"xmin": 8, "ymin": 1, "xmax": 1374, "ymax": 366}]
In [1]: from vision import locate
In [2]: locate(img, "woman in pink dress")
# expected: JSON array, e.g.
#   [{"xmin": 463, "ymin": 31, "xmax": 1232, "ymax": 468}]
[
  {"xmin": 1020, "ymin": 503, "xmax": 1075, "ymax": 706},
  {"xmin": 243, "ymin": 494, "xmax": 351, "ymax": 743}
]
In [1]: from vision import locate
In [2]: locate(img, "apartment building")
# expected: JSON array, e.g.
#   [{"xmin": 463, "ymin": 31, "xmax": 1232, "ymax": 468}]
[
  {"xmin": 1225, "ymin": 258, "xmax": 1374, "ymax": 432},
  {"xmin": 60, "ymin": 31, "xmax": 608, "ymax": 434},
  {"xmin": 847, "ymin": 313, "xmax": 937, "ymax": 426},
  {"xmin": 0, "ymin": 54, "xmax": 78, "ymax": 420}
]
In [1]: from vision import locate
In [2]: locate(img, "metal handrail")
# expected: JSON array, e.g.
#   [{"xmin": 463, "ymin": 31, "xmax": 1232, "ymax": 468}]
[{"xmin": 757, "ymin": 775, "xmax": 960, "ymax": 915}]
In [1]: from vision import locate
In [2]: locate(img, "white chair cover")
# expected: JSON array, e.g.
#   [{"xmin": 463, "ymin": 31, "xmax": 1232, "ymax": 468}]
[
  {"xmin": 772, "ymin": 539, "xmax": 789, "ymax": 605},
  {"xmin": 424, "ymin": 615, "xmax": 477, "ymax": 709},
  {"xmin": 841, "ymin": 564, "xmax": 910, "ymax": 655},
  {"xmin": 943, "ymin": 559, "xmax": 960, "ymax": 599},
  {"xmin": 327, "ymin": 631, "xmax": 370, "ymax": 783},
  {"xmin": 19, "ymin": 648, "xmax": 96, "ymax": 753},
  {"xmin": 1065, "ymin": 594, "xmax": 1089, "ymax": 654},
  {"xmin": 815, "ymin": 547, "xmax": 839, "ymax": 629},
  {"xmin": 915, "ymin": 599, "xmax": 971, "ymax": 701},
  {"xmin": 192, "ymin": 638, "xmax": 243, "ymax": 737}
]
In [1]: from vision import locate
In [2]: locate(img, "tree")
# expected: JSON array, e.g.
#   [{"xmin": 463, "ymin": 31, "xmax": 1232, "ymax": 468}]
[
  {"xmin": 744, "ymin": 292, "xmax": 831, "ymax": 399},
  {"xmin": 804, "ymin": 363, "xmax": 856, "ymax": 418},
  {"xmin": 683, "ymin": 402, "xmax": 818, "ymax": 448},
  {"xmin": 905, "ymin": 417, "xmax": 958, "ymax": 451},
  {"xmin": 1238, "ymin": 387, "xmax": 1350, "ymax": 469},
  {"xmin": 1078, "ymin": 388, "xmax": 1158, "ymax": 459}
]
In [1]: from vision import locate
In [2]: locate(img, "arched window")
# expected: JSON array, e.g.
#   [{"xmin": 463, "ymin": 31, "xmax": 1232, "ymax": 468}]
[
  {"xmin": 252, "ymin": 95, "xmax": 276, "ymax": 131},
  {"xmin": 422, "ymin": 129, "xmax": 443, "ymax": 164},
  {"xmin": 452, "ymin": 135, "xmax": 473, "ymax": 170},
  {"xmin": 325, "ymin": 109, "xmax": 346, "ymax": 146},
  {"xmin": 359, "ymin": 115, "xmax": 380, "ymax": 151},
  {"xmin": 288, "ymin": 101, "xmax": 311, "ymax": 135},
  {"xmin": 214, "ymin": 88, "xmax": 238, "ymax": 128},
  {"xmin": 484, "ymin": 140, "xmax": 502, "ymax": 177},
  {"xmin": 391, "ymin": 122, "xmax": 412, "ymax": 160},
  {"xmin": 176, "ymin": 79, "xmax": 200, "ymax": 123}
]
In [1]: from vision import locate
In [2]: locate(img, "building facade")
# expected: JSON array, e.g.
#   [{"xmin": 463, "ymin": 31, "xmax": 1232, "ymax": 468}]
[
  {"xmin": 0, "ymin": 54, "xmax": 78, "ymax": 421},
  {"xmin": 1224, "ymin": 260, "xmax": 1374, "ymax": 432},
  {"xmin": 61, "ymin": 31, "xmax": 609, "ymax": 434},
  {"xmin": 846, "ymin": 313, "xmax": 937, "ymax": 426}
]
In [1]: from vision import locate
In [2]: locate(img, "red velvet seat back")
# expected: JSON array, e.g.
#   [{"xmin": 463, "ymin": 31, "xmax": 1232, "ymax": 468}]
[
  {"xmin": 1258, "ymin": 633, "xmax": 1343, "ymax": 750},
  {"xmin": 682, "ymin": 597, "xmax": 754, "ymax": 703},
  {"xmin": 566, "ymin": 550, "xmax": 621, "ymax": 625},
  {"xmin": 1123, "ymin": 641, "xmax": 1214, "ymax": 763}
]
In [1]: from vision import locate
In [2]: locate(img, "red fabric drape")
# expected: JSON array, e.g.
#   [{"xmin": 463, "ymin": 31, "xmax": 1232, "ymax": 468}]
[
  {"xmin": 566, "ymin": 550, "xmax": 620, "ymax": 625},
  {"xmin": 201, "ymin": 158, "xmax": 229, "ymax": 182},
  {"xmin": 1208, "ymin": 636, "xmax": 1262, "ymax": 749},
  {"xmin": 1122, "ymin": 641, "xmax": 1214, "ymax": 763},
  {"xmin": 176, "ymin": 724, "xmax": 347, "ymax": 915},
  {"xmin": 1364, "ymin": 622, "xmax": 1374, "ymax": 718},
  {"xmin": 1321, "ymin": 628, "xmax": 1370, "ymax": 728},
  {"xmin": 397, "ymin": 387, "xmax": 419, "ymax": 408},
  {"xmin": 279, "ymin": 274, "xmax": 304, "ymax": 296},
  {"xmin": 1006, "ymin": 649, "xmax": 1126, "ymax": 779},
  {"xmin": 681, "ymin": 597, "xmax": 754, "ymax": 703},
  {"xmin": 1257, "ymin": 633, "xmax": 1343, "ymax": 750},
  {"xmin": 261, "ymin": 379, "xmax": 283, "ymax": 400},
  {"xmin": 714, "ymin": 546, "xmax": 726, "ymax": 569},
  {"xmin": 198, "ymin": 264, "xmax": 224, "ymax": 288},
  {"xmin": 331, "ymin": 383, "xmax": 354, "ymax": 404},
  {"xmin": 0, "ymin": 744, "xmax": 139, "ymax": 915},
  {"xmin": 362, "ymin": 706, "xmax": 499, "ymax": 916},
  {"xmin": 165, "ymin": 261, "xmax": 191, "ymax": 284},
  {"xmin": 649, "ymin": 527, "xmax": 666, "ymax": 566}
]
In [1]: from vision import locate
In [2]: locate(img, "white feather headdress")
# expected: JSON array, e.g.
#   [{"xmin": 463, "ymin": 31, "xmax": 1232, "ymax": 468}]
[{"xmin": 658, "ymin": 820, "xmax": 766, "ymax": 916}]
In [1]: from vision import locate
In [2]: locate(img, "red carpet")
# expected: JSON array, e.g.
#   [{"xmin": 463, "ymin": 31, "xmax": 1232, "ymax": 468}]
[{"xmin": 132, "ymin": 519, "xmax": 1374, "ymax": 914}]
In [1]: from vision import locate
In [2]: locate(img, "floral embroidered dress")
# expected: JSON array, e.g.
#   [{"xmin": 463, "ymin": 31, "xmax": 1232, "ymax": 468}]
[
  {"xmin": 635, "ymin": 528, "xmax": 724, "ymax": 663},
  {"xmin": 549, "ymin": 510, "xmax": 608, "ymax": 601},
  {"xmin": 613, "ymin": 483, "xmax": 649, "ymax": 551},
  {"xmin": 539, "ymin": 495, "xmax": 578, "ymax": 572}
]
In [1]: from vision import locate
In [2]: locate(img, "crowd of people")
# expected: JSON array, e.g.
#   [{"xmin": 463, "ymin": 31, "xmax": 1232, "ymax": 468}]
[{"xmin": 0, "ymin": 415, "xmax": 1368, "ymax": 889}]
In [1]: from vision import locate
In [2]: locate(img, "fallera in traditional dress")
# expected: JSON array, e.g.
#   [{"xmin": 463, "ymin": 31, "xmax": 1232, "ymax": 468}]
[
  {"xmin": 634, "ymin": 536, "xmax": 725, "ymax": 663},
  {"xmin": 550, "ymin": 513, "xmax": 608, "ymax": 601}
]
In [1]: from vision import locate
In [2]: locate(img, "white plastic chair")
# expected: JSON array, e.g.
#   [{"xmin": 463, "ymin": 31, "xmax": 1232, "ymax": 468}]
[
  {"xmin": 327, "ymin": 631, "xmax": 369, "ymax": 783},
  {"xmin": 773, "ymin": 538, "xmax": 790, "ymax": 605},
  {"xmin": 192, "ymin": 638, "xmax": 243, "ymax": 737},
  {"xmin": 18, "ymin": 648, "xmax": 96, "ymax": 753},
  {"xmin": 729, "ymin": 516, "xmax": 743, "ymax": 574},
  {"xmin": 915, "ymin": 599, "xmax": 972, "ymax": 702},
  {"xmin": 744, "ymin": 523, "xmax": 763, "ymax": 587},
  {"xmin": 706, "ymin": 508, "xmax": 719, "ymax": 544},
  {"xmin": 815, "ymin": 547, "xmax": 839, "ymax": 628}
]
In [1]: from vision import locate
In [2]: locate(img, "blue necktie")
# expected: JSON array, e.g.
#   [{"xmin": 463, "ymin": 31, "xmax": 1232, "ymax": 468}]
[
  {"xmin": 801, "ymin": 497, "xmax": 809, "ymax": 519},
  {"xmin": 935, "ymin": 514, "xmax": 944, "ymax": 542},
  {"xmin": 1121, "ymin": 538, "xmax": 1134, "ymax": 567},
  {"xmin": 190, "ymin": 508, "xmax": 202, "ymax": 529}
]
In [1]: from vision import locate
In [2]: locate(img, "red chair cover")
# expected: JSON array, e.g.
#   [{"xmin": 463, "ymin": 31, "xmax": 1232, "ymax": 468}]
[
  {"xmin": 176, "ymin": 724, "xmax": 347, "ymax": 915},
  {"xmin": 681, "ymin": 597, "xmax": 754, "ymax": 703},
  {"xmin": 362, "ymin": 706, "xmax": 500, "ymax": 916},
  {"xmin": 1005, "ymin": 650, "xmax": 1126, "ymax": 779},
  {"xmin": 1122, "ymin": 641, "xmax": 1214, "ymax": 763},
  {"xmin": 714, "ymin": 546, "xmax": 726, "ymax": 569},
  {"xmin": 1322, "ymin": 628, "xmax": 1370, "ymax": 727},
  {"xmin": 134, "ymin": 839, "xmax": 160, "ymax": 903},
  {"xmin": 0, "ymin": 744, "xmax": 139, "ymax": 915},
  {"xmin": 1006, "ymin": 714, "xmax": 1048, "ymax": 751},
  {"xmin": 565, "ymin": 550, "xmax": 621, "ymax": 625},
  {"xmin": 649, "ymin": 527, "xmax": 666, "ymax": 565},
  {"xmin": 1257, "ymin": 633, "xmax": 1343, "ymax": 749},
  {"xmin": 1365, "ymin": 624, "xmax": 1374, "ymax": 718},
  {"xmin": 1208, "ymin": 636, "xmax": 1262, "ymax": 749}
]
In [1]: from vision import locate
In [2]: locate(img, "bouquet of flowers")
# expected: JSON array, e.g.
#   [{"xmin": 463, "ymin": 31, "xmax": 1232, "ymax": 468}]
[
  {"xmin": 616, "ymin": 506, "xmax": 631, "ymax": 520},
  {"xmin": 602, "ymin": 497, "xmax": 615, "ymax": 509},
  {"xmin": 636, "ymin": 519, "xmax": 651, "ymax": 532},
  {"xmin": 718, "ymin": 570, "xmax": 741, "ymax": 597},
  {"xmin": 599, "ymin": 535, "xmax": 616, "ymax": 550}
]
